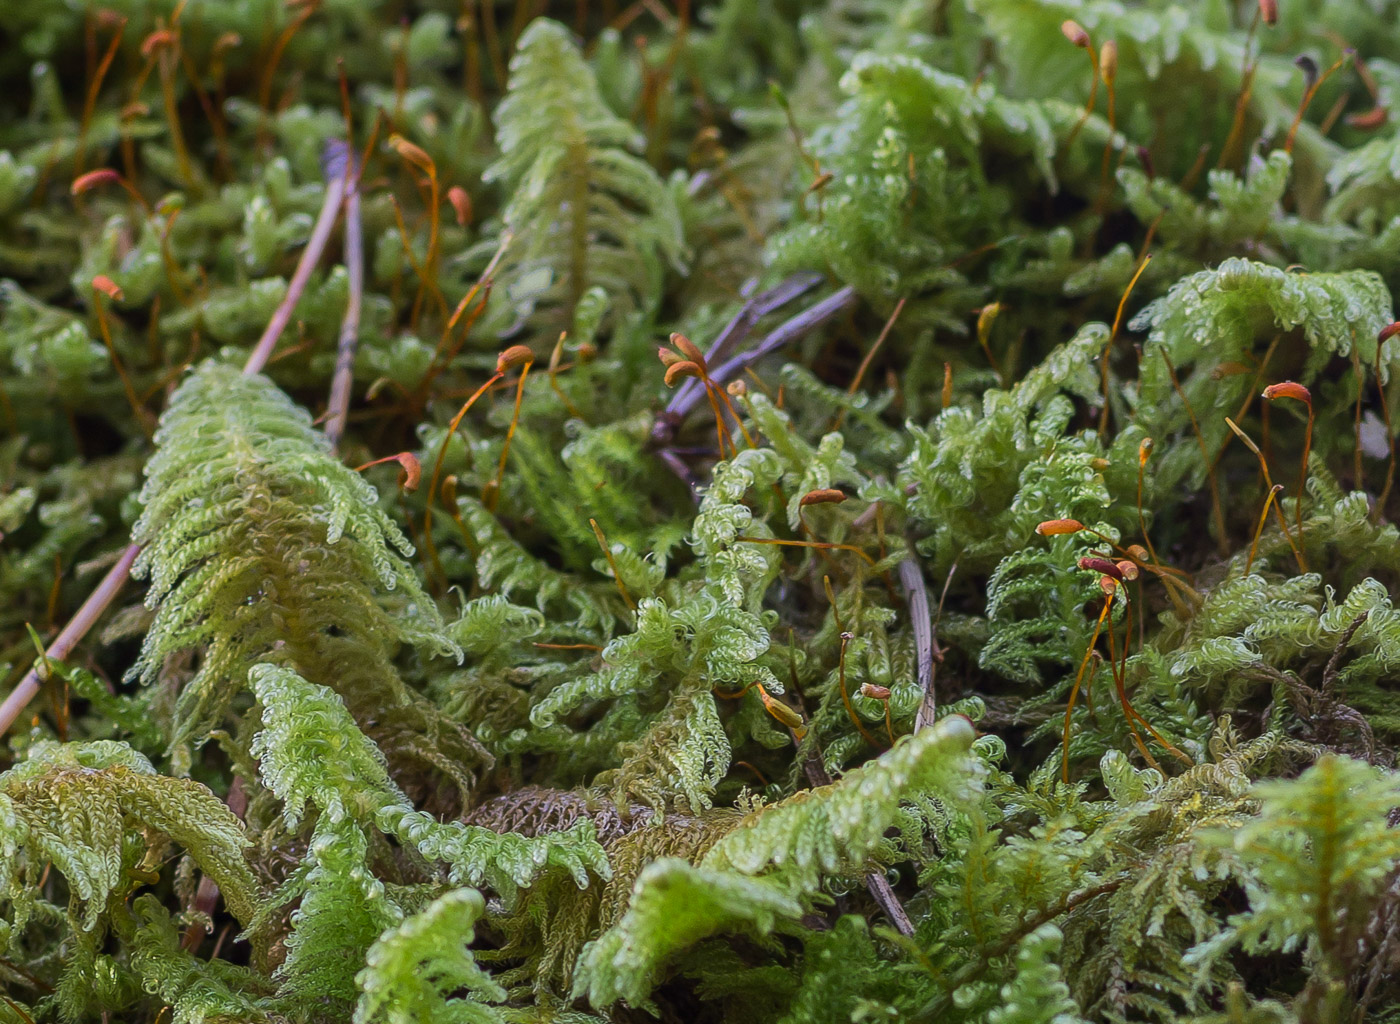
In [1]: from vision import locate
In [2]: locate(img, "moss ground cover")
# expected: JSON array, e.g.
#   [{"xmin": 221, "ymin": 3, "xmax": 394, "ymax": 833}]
[{"xmin": 5, "ymin": 1, "xmax": 1400, "ymax": 1021}]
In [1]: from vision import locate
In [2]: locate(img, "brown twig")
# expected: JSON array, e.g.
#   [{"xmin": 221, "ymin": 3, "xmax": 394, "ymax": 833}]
[{"xmin": 0, "ymin": 544, "xmax": 141, "ymax": 733}]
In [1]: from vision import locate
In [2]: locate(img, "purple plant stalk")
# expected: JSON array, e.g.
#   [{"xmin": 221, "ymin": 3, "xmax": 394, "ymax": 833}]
[
  {"xmin": 0, "ymin": 141, "xmax": 353, "ymax": 736},
  {"xmin": 660, "ymin": 272, "xmax": 823, "ymax": 429},
  {"xmin": 324, "ymin": 142, "xmax": 363, "ymax": 451},
  {"xmin": 650, "ymin": 282, "xmax": 860, "ymax": 492},
  {"xmin": 898, "ymin": 557, "xmax": 938, "ymax": 734}
]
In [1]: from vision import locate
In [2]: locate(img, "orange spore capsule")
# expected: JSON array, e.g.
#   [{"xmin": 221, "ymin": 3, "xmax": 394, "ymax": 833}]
[
  {"xmin": 664, "ymin": 361, "xmax": 702, "ymax": 387},
  {"xmin": 1061, "ymin": 19, "xmax": 1090, "ymax": 47},
  {"xmin": 800, "ymin": 488, "xmax": 847, "ymax": 507},
  {"xmin": 1262, "ymin": 381, "xmax": 1311, "ymax": 404},
  {"xmin": 496, "ymin": 344, "xmax": 534, "ymax": 373}
]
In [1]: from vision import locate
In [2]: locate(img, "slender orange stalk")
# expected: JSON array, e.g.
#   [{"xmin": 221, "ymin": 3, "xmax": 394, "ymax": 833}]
[
  {"xmin": 822, "ymin": 571, "xmax": 880, "ymax": 749},
  {"xmin": 422, "ymin": 230, "xmax": 512, "ymax": 393},
  {"xmin": 75, "ymin": 13, "xmax": 126, "ymax": 178},
  {"xmin": 1100, "ymin": 252, "xmax": 1152, "ymax": 435},
  {"xmin": 72, "ymin": 168, "xmax": 152, "ymax": 216},
  {"xmin": 480, "ymin": 0, "xmax": 506, "ymax": 89},
  {"xmin": 795, "ymin": 488, "xmax": 845, "ymax": 564},
  {"xmin": 736, "ymin": 536, "xmax": 876, "ymax": 566},
  {"xmin": 438, "ymin": 476, "xmax": 478, "ymax": 555},
  {"xmin": 180, "ymin": 45, "xmax": 232, "ymax": 178},
  {"xmin": 836, "ymin": 630, "xmax": 880, "ymax": 746},
  {"xmin": 389, "ymin": 134, "xmax": 448, "ymax": 326},
  {"xmin": 1212, "ymin": 336, "xmax": 1281, "ymax": 477},
  {"xmin": 547, "ymin": 332, "xmax": 584, "ymax": 419},
  {"xmin": 1224, "ymin": 416, "xmax": 1306, "ymax": 572},
  {"xmin": 861, "ymin": 683, "xmax": 897, "ymax": 745},
  {"xmin": 257, "ymin": 1, "xmax": 317, "ymax": 150},
  {"xmin": 1064, "ymin": 584, "xmax": 1115, "ymax": 783},
  {"xmin": 1218, "ymin": 39, "xmax": 1258, "ymax": 171},
  {"xmin": 145, "ymin": 25, "xmax": 194, "ymax": 187},
  {"xmin": 485, "ymin": 347, "xmax": 533, "ymax": 512},
  {"xmin": 91, "ymin": 281, "xmax": 151, "ymax": 436},
  {"xmin": 1097, "ymin": 40, "xmax": 1119, "ymax": 209},
  {"xmin": 976, "ymin": 302, "xmax": 1004, "ymax": 386},
  {"xmin": 1286, "ymin": 50, "xmax": 1353, "ymax": 154},
  {"xmin": 712, "ymin": 379, "xmax": 756, "ymax": 450},
  {"xmin": 1262, "ymin": 381, "xmax": 1313, "ymax": 545},
  {"xmin": 660, "ymin": 335, "xmax": 740, "ymax": 456},
  {"xmin": 1246, "ymin": 485, "xmax": 1284, "ymax": 575},
  {"xmin": 1104, "ymin": 609, "xmax": 1191, "ymax": 769},
  {"xmin": 1134, "ymin": 437, "xmax": 1163, "ymax": 566},
  {"xmin": 590, "ymin": 519, "xmax": 637, "ymax": 610},
  {"xmin": 422, "ymin": 373, "xmax": 503, "ymax": 584},
  {"xmin": 1102, "ymin": 605, "xmax": 1161, "ymax": 775},
  {"xmin": 1062, "ymin": 20, "xmax": 1100, "ymax": 150}
]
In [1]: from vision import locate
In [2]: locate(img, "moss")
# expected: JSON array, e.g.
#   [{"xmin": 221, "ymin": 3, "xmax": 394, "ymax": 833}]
[{"xmin": 4, "ymin": 2, "xmax": 1400, "ymax": 1022}]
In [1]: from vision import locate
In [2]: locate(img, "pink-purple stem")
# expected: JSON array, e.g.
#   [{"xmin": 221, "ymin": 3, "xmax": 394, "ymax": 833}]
[{"xmin": 0, "ymin": 141, "xmax": 352, "ymax": 737}]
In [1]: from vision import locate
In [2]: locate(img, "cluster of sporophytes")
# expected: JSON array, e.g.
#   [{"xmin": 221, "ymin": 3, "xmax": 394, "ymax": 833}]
[{"xmin": 11, "ymin": 1, "xmax": 1400, "ymax": 1023}]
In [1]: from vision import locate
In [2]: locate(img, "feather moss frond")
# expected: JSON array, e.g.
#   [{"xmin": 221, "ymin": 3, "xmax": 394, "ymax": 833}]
[
  {"xmin": 482, "ymin": 18, "xmax": 686, "ymax": 332},
  {"xmin": 574, "ymin": 716, "xmax": 979, "ymax": 1008},
  {"xmin": 354, "ymin": 888, "xmax": 507, "ymax": 1024},
  {"xmin": 131, "ymin": 360, "xmax": 459, "ymax": 757},
  {"xmin": 0, "ymin": 740, "xmax": 259, "ymax": 935},
  {"xmin": 250, "ymin": 664, "xmax": 611, "ymax": 895}
]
